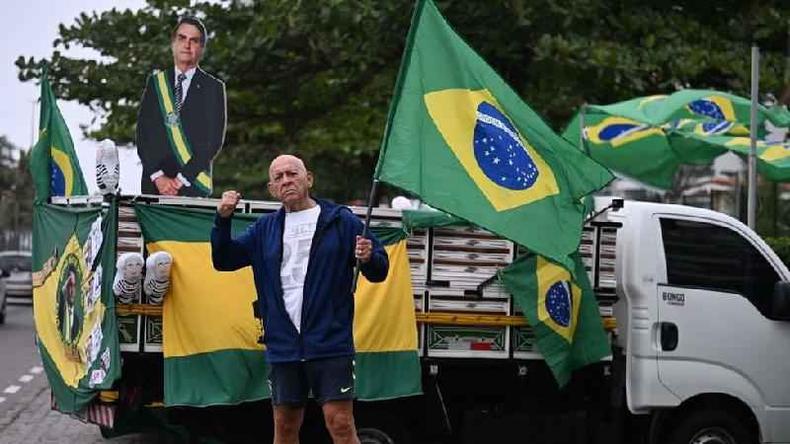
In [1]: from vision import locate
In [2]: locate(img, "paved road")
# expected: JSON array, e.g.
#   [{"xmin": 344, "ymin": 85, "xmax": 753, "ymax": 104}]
[{"xmin": 0, "ymin": 302, "xmax": 153, "ymax": 443}]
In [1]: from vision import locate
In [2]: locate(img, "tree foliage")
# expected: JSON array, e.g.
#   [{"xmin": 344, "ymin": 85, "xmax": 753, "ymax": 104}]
[
  {"xmin": 0, "ymin": 136, "xmax": 34, "ymax": 233},
  {"xmin": 16, "ymin": 0, "xmax": 790, "ymax": 201}
]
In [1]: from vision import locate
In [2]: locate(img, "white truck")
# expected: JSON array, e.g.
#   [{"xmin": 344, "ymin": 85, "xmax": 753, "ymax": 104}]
[{"xmin": 48, "ymin": 195, "xmax": 790, "ymax": 444}]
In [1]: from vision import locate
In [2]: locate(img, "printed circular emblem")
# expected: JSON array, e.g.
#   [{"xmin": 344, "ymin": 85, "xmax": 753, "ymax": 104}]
[
  {"xmin": 166, "ymin": 112, "xmax": 180, "ymax": 126},
  {"xmin": 473, "ymin": 102, "xmax": 539, "ymax": 190},
  {"xmin": 545, "ymin": 280, "xmax": 572, "ymax": 327},
  {"xmin": 56, "ymin": 252, "xmax": 85, "ymax": 346}
]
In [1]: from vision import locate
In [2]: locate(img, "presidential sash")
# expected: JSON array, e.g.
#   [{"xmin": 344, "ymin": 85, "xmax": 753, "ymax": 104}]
[{"xmin": 151, "ymin": 70, "xmax": 212, "ymax": 194}]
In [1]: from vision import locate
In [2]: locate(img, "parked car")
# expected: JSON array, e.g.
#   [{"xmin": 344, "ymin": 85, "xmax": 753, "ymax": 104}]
[{"xmin": 0, "ymin": 251, "xmax": 32, "ymax": 301}]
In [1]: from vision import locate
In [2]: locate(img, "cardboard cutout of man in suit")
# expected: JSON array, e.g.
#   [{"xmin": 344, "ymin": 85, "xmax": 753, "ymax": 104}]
[{"xmin": 136, "ymin": 16, "xmax": 227, "ymax": 197}]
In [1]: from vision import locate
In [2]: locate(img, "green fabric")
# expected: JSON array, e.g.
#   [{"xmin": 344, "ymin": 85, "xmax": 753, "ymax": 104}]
[
  {"xmin": 499, "ymin": 253, "xmax": 610, "ymax": 387},
  {"xmin": 402, "ymin": 209, "xmax": 471, "ymax": 230},
  {"xmin": 679, "ymin": 132, "xmax": 790, "ymax": 182},
  {"xmin": 355, "ymin": 350, "xmax": 422, "ymax": 401},
  {"xmin": 33, "ymin": 202, "xmax": 121, "ymax": 413},
  {"xmin": 584, "ymin": 89, "xmax": 780, "ymax": 128},
  {"xmin": 368, "ymin": 225, "xmax": 408, "ymax": 246},
  {"xmin": 375, "ymin": 0, "xmax": 612, "ymax": 271},
  {"xmin": 134, "ymin": 204, "xmax": 257, "ymax": 242},
  {"xmin": 164, "ymin": 350, "xmax": 270, "ymax": 407},
  {"xmin": 29, "ymin": 72, "xmax": 88, "ymax": 202},
  {"xmin": 562, "ymin": 91, "xmax": 788, "ymax": 189},
  {"xmin": 135, "ymin": 204, "xmax": 421, "ymax": 405}
]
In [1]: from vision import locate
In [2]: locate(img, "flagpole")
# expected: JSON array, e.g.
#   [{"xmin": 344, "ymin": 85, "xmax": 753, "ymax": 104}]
[
  {"xmin": 353, "ymin": 0, "xmax": 426, "ymax": 292},
  {"xmin": 747, "ymin": 45, "xmax": 759, "ymax": 229}
]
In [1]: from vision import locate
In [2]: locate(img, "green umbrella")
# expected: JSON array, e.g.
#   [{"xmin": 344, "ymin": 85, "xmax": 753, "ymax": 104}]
[{"xmin": 562, "ymin": 90, "xmax": 789, "ymax": 188}]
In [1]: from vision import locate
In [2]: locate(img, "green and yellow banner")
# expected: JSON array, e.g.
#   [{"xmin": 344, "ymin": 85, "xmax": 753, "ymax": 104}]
[
  {"xmin": 32, "ymin": 202, "xmax": 121, "ymax": 413},
  {"xmin": 134, "ymin": 204, "xmax": 421, "ymax": 407},
  {"xmin": 499, "ymin": 253, "xmax": 610, "ymax": 387}
]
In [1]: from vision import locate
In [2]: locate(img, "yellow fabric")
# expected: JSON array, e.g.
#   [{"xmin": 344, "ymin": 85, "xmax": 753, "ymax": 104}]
[
  {"xmin": 353, "ymin": 240, "xmax": 417, "ymax": 352},
  {"xmin": 691, "ymin": 95, "xmax": 736, "ymax": 121},
  {"xmin": 149, "ymin": 241, "xmax": 263, "ymax": 357},
  {"xmin": 585, "ymin": 116, "xmax": 664, "ymax": 147},
  {"xmin": 726, "ymin": 138, "xmax": 790, "ymax": 163},
  {"xmin": 154, "ymin": 71, "xmax": 192, "ymax": 164},
  {"xmin": 424, "ymin": 88, "xmax": 559, "ymax": 211},
  {"xmin": 33, "ymin": 235, "xmax": 106, "ymax": 387},
  {"xmin": 536, "ymin": 256, "xmax": 581, "ymax": 343},
  {"xmin": 51, "ymin": 147, "xmax": 75, "ymax": 195},
  {"xmin": 196, "ymin": 172, "xmax": 212, "ymax": 189}
]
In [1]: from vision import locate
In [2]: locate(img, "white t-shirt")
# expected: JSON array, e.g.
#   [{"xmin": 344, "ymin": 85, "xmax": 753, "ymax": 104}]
[{"xmin": 280, "ymin": 205, "xmax": 321, "ymax": 332}]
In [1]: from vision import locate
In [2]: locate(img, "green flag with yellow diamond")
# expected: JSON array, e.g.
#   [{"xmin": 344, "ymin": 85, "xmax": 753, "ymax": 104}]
[
  {"xmin": 499, "ymin": 253, "xmax": 610, "ymax": 387},
  {"xmin": 375, "ymin": 0, "xmax": 612, "ymax": 269},
  {"xmin": 32, "ymin": 202, "xmax": 121, "ymax": 413}
]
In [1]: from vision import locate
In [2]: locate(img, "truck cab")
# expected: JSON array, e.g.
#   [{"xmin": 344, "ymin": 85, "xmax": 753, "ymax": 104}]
[{"xmin": 612, "ymin": 201, "xmax": 790, "ymax": 444}]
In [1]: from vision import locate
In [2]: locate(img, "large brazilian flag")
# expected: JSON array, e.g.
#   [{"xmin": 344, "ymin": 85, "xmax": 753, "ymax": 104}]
[
  {"xmin": 375, "ymin": 0, "xmax": 612, "ymax": 271},
  {"xmin": 32, "ymin": 202, "xmax": 121, "ymax": 413},
  {"xmin": 134, "ymin": 204, "xmax": 421, "ymax": 407}
]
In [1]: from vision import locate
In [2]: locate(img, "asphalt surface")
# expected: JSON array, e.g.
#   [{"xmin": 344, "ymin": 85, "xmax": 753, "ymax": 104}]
[{"xmin": 0, "ymin": 302, "xmax": 153, "ymax": 443}]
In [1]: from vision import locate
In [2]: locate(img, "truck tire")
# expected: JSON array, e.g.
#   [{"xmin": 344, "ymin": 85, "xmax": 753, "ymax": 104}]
[
  {"xmin": 667, "ymin": 409, "xmax": 754, "ymax": 444},
  {"xmin": 357, "ymin": 414, "xmax": 411, "ymax": 444}
]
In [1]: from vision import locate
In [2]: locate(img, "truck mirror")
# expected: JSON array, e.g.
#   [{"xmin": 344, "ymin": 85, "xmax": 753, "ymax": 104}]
[
  {"xmin": 770, "ymin": 281, "xmax": 790, "ymax": 321},
  {"xmin": 0, "ymin": 269, "xmax": 8, "ymax": 278}
]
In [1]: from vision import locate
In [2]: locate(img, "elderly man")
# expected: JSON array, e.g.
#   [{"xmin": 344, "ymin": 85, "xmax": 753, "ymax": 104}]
[
  {"xmin": 136, "ymin": 16, "xmax": 227, "ymax": 197},
  {"xmin": 211, "ymin": 155, "xmax": 389, "ymax": 444}
]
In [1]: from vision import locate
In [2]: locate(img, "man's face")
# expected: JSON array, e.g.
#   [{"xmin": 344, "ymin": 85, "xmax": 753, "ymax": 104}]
[
  {"xmin": 267, "ymin": 157, "xmax": 313, "ymax": 208},
  {"xmin": 171, "ymin": 23, "xmax": 204, "ymax": 69}
]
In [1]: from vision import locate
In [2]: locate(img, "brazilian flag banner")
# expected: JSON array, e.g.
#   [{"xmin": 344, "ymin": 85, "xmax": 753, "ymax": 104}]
[
  {"xmin": 499, "ymin": 253, "xmax": 610, "ymax": 387},
  {"xmin": 375, "ymin": 0, "xmax": 612, "ymax": 271},
  {"xmin": 134, "ymin": 204, "xmax": 421, "ymax": 406},
  {"xmin": 32, "ymin": 202, "xmax": 121, "ymax": 413},
  {"xmin": 29, "ymin": 71, "xmax": 88, "ymax": 203}
]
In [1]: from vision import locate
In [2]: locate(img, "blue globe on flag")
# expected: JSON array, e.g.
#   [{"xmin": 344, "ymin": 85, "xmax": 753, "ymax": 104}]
[
  {"xmin": 545, "ymin": 280, "xmax": 572, "ymax": 327},
  {"xmin": 688, "ymin": 99, "xmax": 727, "ymax": 121},
  {"xmin": 473, "ymin": 102, "xmax": 539, "ymax": 190}
]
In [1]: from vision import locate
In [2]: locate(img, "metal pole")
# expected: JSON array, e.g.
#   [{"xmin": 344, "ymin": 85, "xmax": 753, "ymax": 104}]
[
  {"xmin": 747, "ymin": 45, "xmax": 759, "ymax": 229},
  {"xmin": 351, "ymin": 179, "xmax": 380, "ymax": 293}
]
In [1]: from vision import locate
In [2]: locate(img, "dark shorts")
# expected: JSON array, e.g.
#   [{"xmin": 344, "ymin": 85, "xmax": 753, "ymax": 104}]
[{"xmin": 268, "ymin": 355, "xmax": 355, "ymax": 406}]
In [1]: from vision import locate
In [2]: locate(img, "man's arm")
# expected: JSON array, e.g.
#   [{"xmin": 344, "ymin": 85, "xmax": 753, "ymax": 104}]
[{"xmin": 211, "ymin": 190, "xmax": 254, "ymax": 271}]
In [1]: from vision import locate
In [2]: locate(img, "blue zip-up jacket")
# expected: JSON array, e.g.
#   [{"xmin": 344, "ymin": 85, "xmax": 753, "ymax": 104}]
[{"xmin": 210, "ymin": 198, "xmax": 388, "ymax": 363}]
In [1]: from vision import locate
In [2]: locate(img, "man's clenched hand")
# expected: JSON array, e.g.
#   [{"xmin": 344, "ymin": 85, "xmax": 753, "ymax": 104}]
[{"xmin": 218, "ymin": 190, "xmax": 241, "ymax": 218}]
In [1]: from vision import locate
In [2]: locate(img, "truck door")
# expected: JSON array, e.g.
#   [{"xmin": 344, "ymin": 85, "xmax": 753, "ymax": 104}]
[{"xmin": 656, "ymin": 216, "xmax": 790, "ymax": 442}]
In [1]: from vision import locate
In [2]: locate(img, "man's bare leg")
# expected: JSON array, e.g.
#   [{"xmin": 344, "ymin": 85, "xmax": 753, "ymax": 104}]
[
  {"xmin": 322, "ymin": 400, "xmax": 360, "ymax": 444},
  {"xmin": 273, "ymin": 405, "xmax": 305, "ymax": 444}
]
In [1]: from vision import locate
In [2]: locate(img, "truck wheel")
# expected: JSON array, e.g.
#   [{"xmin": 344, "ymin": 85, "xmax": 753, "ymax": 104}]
[
  {"xmin": 357, "ymin": 414, "xmax": 411, "ymax": 444},
  {"xmin": 358, "ymin": 427, "xmax": 396, "ymax": 444},
  {"xmin": 667, "ymin": 409, "xmax": 754, "ymax": 444}
]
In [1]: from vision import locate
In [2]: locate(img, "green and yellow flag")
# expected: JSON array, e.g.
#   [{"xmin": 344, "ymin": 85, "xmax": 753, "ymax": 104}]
[
  {"xmin": 29, "ymin": 72, "xmax": 88, "ymax": 203},
  {"xmin": 499, "ymin": 253, "xmax": 610, "ymax": 387},
  {"xmin": 375, "ymin": 0, "xmax": 612, "ymax": 270},
  {"xmin": 134, "ymin": 204, "xmax": 421, "ymax": 406},
  {"xmin": 32, "ymin": 202, "xmax": 121, "ymax": 413}
]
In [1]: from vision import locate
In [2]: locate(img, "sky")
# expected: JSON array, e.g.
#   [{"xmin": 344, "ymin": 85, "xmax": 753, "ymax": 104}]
[{"xmin": 0, "ymin": 0, "xmax": 145, "ymax": 194}]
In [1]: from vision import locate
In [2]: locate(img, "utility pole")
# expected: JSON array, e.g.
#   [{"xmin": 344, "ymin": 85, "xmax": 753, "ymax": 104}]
[{"xmin": 747, "ymin": 45, "xmax": 759, "ymax": 229}]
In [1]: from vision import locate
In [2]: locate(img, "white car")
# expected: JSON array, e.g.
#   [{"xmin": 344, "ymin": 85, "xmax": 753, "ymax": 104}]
[{"xmin": 0, "ymin": 251, "xmax": 32, "ymax": 301}]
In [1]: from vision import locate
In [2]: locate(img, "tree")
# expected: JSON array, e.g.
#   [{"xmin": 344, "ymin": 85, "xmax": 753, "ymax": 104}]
[{"xmin": 16, "ymin": 0, "xmax": 790, "ymax": 202}]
